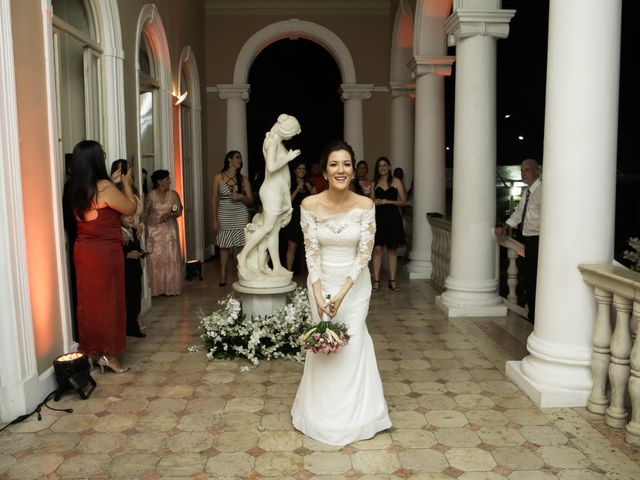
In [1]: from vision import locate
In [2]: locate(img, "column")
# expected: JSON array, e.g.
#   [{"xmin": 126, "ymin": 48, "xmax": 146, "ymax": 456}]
[
  {"xmin": 340, "ymin": 84, "xmax": 373, "ymax": 161},
  {"xmin": 507, "ymin": 0, "xmax": 622, "ymax": 407},
  {"xmin": 0, "ymin": 0, "xmax": 40, "ymax": 422},
  {"xmin": 102, "ymin": 46, "xmax": 126, "ymax": 159},
  {"xmin": 436, "ymin": 7, "xmax": 514, "ymax": 316},
  {"xmin": 217, "ymin": 84, "xmax": 250, "ymax": 176},
  {"xmin": 407, "ymin": 57, "xmax": 453, "ymax": 279},
  {"xmin": 389, "ymin": 82, "xmax": 415, "ymax": 189}
]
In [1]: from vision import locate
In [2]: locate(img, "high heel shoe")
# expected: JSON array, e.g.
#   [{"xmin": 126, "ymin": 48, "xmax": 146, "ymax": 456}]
[
  {"xmin": 87, "ymin": 354, "xmax": 98, "ymax": 372},
  {"xmin": 389, "ymin": 280, "xmax": 400, "ymax": 292},
  {"xmin": 372, "ymin": 280, "xmax": 381, "ymax": 293},
  {"xmin": 97, "ymin": 355, "xmax": 130, "ymax": 374}
]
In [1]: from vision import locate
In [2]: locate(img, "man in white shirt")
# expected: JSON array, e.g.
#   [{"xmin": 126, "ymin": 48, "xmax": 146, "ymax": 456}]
[{"xmin": 496, "ymin": 159, "xmax": 542, "ymax": 323}]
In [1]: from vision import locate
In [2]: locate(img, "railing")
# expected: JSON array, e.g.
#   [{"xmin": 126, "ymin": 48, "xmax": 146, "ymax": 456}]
[
  {"xmin": 427, "ymin": 215, "xmax": 450, "ymax": 288},
  {"xmin": 496, "ymin": 234, "xmax": 528, "ymax": 318},
  {"xmin": 427, "ymin": 218, "xmax": 527, "ymax": 319},
  {"xmin": 578, "ymin": 264, "xmax": 640, "ymax": 446}
]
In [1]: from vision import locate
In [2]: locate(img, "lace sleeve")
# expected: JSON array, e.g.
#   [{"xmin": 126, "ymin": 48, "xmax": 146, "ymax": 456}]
[
  {"xmin": 348, "ymin": 206, "xmax": 376, "ymax": 283},
  {"xmin": 300, "ymin": 206, "xmax": 322, "ymax": 284}
]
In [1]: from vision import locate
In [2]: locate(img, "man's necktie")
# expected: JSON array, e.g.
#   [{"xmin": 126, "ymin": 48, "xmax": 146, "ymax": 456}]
[{"xmin": 521, "ymin": 189, "xmax": 531, "ymax": 228}]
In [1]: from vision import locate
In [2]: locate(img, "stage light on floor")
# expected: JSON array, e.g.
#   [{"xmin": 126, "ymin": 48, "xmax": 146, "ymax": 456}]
[
  {"xmin": 53, "ymin": 352, "xmax": 96, "ymax": 401},
  {"xmin": 186, "ymin": 259, "xmax": 203, "ymax": 281}
]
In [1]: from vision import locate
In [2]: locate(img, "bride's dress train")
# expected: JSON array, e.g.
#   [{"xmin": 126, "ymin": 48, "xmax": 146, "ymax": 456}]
[{"xmin": 291, "ymin": 206, "xmax": 391, "ymax": 446}]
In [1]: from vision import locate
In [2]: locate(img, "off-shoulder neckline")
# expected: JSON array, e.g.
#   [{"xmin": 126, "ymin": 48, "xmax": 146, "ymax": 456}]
[{"xmin": 300, "ymin": 205, "xmax": 374, "ymax": 221}]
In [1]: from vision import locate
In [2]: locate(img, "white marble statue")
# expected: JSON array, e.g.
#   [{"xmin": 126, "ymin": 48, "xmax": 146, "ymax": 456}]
[{"xmin": 237, "ymin": 114, "xmax": 301, "ymax": 287}]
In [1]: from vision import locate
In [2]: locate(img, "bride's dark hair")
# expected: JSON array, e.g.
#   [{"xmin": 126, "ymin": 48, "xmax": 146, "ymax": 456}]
[{"xmin": 320, "ymin": 140, "xmax": 355, "ymax": 171}]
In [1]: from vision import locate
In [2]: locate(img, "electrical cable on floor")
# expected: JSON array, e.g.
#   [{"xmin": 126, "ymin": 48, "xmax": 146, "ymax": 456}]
[{"xmin": 0, "ymin": 390, "xmax": 73, "ymax": 433}]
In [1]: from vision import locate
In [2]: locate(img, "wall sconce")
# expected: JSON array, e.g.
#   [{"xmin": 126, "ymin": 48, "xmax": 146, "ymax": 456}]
[
  {"xmin": 53, "ymin": 352, "xmax": 96, "ymax": 400},
  {"xmin": 174, "ymin": 90, "xmax": 188, "ymax": 106}
]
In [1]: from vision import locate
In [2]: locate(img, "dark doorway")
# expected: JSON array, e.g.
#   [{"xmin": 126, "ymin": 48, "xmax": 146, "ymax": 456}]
[{"xmin": 247, "ymin": 38, "xmax": 343, "ymax": 184}]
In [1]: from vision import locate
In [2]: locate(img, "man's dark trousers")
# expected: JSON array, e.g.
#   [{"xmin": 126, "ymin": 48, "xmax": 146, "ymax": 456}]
[{"xmin": 524, "ymin": 235, "xmax": 539, "ymax": 323}]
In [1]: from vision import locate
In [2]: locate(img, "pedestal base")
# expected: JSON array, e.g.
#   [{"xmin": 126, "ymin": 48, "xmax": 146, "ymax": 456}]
[
  {"xmin": 506, "ymin": 360, "xmax": 590, "ymax": 408},
  {"xmin": 436, "ymin": 295, "xmax": 507, "ymax": 317},
  {"xmin": 407, "ymin": 259, "xmax": 432, "ymax": 280},
  {"xmin": 232, "ymin": 281, "xmax": 297, "ymax": 318}
]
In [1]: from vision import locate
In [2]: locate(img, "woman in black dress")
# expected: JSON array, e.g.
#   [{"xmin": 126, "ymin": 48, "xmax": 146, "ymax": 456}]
[
  {"xmin": 371, "ymin": 156, "xmax": 406, "ymax": 292},
  {"xmin": 283, "ymin": 159, "xmax": 315, "ymax": 271}
]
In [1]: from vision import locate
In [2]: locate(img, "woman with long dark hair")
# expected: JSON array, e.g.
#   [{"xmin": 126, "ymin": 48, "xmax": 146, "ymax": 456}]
[
  {"xmin": 371, "ymin": 156, "xmax": 406, "ymax": 292},
  {"xmin": 211, "ymin": 150, "xmax": 253, "ymax": 286},
  {"xmin": 70, "ymin": 140, "xmax": 137, "ymax": 373},
  {"xmin": 291, "ymin": 140, "xmax": 391, "ymax": 446},
  {"xmin": 143, "ymin": 170, "xmax": 183, "ymax": 296},
  {"xmin": 283, "ymin": 159, "xmax": 314, "ymax": 271}
]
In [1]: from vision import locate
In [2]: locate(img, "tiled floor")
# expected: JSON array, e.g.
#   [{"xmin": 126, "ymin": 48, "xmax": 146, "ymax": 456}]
[{"xmin": 1, "ymin": 262, "xmax": 639, "ymax": 479}]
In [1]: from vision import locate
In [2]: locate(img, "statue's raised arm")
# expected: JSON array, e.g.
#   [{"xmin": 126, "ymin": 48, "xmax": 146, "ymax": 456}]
[{"xmin": 236, "ymin": 114, "xmax": 301, "ymax": 287}]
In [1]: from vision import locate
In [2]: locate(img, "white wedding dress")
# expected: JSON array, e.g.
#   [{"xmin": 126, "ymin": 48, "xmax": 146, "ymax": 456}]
[{"xmin": 291, "ymin": 206, "xmax": 391, "ymax": 446}]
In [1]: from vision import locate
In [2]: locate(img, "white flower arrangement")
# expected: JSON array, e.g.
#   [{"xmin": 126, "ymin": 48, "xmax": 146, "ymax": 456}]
[
  {"xmin": 199, "ymin": 286, "xmax": 311, "ymax": 365},
  {"xmin": 623, "ymin": 237, "xmax": 640, "ymax": 272}
]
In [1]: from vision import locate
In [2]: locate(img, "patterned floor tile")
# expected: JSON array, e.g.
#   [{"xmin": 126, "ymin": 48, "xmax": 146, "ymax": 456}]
[{"xmin": 1, "ymin": 263, "xmax": 640, "ymax": 478}]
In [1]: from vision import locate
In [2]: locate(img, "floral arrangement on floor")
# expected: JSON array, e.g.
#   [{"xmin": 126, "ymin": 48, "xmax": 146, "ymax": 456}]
[
  {"xmin": 622, "ymin": 237, "xmax": 640, "ymax": 272},
  {"xmin": 199, "ymin": 286, "xmax": 311, "ymax": 365}
]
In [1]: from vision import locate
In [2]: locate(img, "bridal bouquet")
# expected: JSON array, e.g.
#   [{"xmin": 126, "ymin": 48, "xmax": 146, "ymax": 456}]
[{"xmin": 300, "ymin": 298, "xmax": 350, "ymax": 355}]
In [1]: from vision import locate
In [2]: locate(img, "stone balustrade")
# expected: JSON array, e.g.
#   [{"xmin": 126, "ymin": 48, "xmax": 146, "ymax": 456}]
[
  {"xmin": 496, "ymin": 235, "xmax": 527, "ymax": 318},
  {"xmin": 427, "ymin": 215, "xmax": 450, "ymax": 288},
  {"xmin": 427, "ymin": 219, "xmax": 527, "ymax": 318},
  {"xmin": 578, "ymin": 264, "xmax": 640, "ymax": 446}
]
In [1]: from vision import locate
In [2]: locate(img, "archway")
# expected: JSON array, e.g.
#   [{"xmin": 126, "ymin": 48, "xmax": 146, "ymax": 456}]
[
  {"xmin": 177, "ymin": 46, "xmax": 205, "ymax": 261},
  {"xmin": 246, "ymin": 38, "xmax": 342, "ymax": 181},
  {"xmin": 219, "ymin": 19, "xmax": 369, "ymax": 174}
]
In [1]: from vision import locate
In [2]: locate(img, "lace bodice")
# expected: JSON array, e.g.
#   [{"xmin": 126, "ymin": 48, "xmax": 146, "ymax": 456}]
[{"xmin": 300, "ymin": 206, "xmax": 376, "ymax": 285}]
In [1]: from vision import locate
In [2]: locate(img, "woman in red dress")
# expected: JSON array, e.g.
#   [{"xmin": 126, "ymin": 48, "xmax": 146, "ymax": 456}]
[{"xmin": 69, "ymin": 140, "xmax": 137, "ymax": 373}]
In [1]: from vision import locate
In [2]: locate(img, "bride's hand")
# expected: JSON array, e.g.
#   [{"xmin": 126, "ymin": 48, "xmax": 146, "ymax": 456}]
[
  {"xmin": 327, "ymin": 293, "xmax": 345, "ymax": 319},
  {"xmin": 314, "ymin": 295, "xmax": 332, "ymax": 320}
]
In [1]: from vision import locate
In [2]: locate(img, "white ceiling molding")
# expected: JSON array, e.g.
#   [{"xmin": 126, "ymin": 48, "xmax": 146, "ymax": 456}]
[{"xmin": 205, "ymin": 0, "xmax": 391, "ymax": 16}]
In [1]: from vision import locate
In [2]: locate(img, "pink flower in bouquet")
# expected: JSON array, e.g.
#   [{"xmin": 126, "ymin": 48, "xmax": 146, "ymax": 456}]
[{"xmin": 300, "ymin": 320, "xmax": 350, "ymax": 355}]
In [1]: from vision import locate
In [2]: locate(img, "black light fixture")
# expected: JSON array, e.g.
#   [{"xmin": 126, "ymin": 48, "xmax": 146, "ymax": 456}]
[
  {"xmin": 185, "ymin": 259, "xmax": 203, "ymax": 281},
  {"xmin": 53, "ymin": 352, "xmax": 96, "ymax": 401}
]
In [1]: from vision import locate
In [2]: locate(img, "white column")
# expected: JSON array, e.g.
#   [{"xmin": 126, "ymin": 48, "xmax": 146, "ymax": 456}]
[
  {"xmin": 217, "ymin": 84, "xmax": 250, "ymax": 177},
  {"xmin": 0, "ymin": 0, "xmax": 42, "ymax": 422},
  {"xmin": 506, "ymin": 0, "xmax": 622, "ymax": 407},
  {"xmin": 102, "ymin": 46, "xmax": 126, "ymax": 159},
  {"xmin": 437, "ymin": 8, "xmax": 514, "ymax": 317},
  {"xmin": 340, "ymin": 84, "xmax": 373, "ymax": 161},
  {"xmin": 389, "ymin": 82, "xmax": 415, "ymax": 189},
  {"xmin": 407, "ymin": 57, "xmax": 453, "ymax": 280}
]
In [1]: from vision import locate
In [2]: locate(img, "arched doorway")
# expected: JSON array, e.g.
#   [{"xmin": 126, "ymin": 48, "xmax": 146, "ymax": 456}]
[{"xmin": 246, "ymin": 38, "xmax": 342, "ymax": 182}]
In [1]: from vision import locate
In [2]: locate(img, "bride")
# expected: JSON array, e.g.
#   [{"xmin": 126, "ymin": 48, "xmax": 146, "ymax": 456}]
[{"xmin": 291, "ymin": 140, "xmax": 391, "ymax": 446}]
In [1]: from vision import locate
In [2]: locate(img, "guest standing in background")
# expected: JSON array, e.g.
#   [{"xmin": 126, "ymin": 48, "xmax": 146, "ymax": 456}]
[
  {"xmin": 70, "ymin": 140, "xmax": 137, "ymax": 373},
  {"xmin": 121, "ymin": 213, "xmax": 146, "ymax": 338},
  {"xmin": 371, "ymin": 156, "xmax": 406, "ymax": 293},
  {"xmin": 356, "ymin": 160, "xmax": 373, "ymax": 196},
  {"xmin": 143, "ymin": 170, "xmax": 183, "ymax": 296},
  {"xmin": 212, "ymin": 150, "xmax": 253, "ymax": 287},
  {"xmin": 62, "ymin": 153, "xmax": 79, "ymax": 341},
  {"xmin": 283, "ymin": 159, "xmax": 314, "ymax": 271},
  {"xmin": 308, "ymin": 161, "xmax": 327, "ymax": 194},
  {"xmin": 111, "ymin": 158, "xmax": 146, "ymax": 337},
  {"xmin": 495, "ymin": 159, "xmax": 542, "ymax": 323}
]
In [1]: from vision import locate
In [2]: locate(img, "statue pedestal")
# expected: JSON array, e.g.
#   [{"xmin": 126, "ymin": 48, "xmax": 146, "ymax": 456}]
[{"xmin": 232, "ymin": 281, "xmax": 297, "ymax": 318}]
